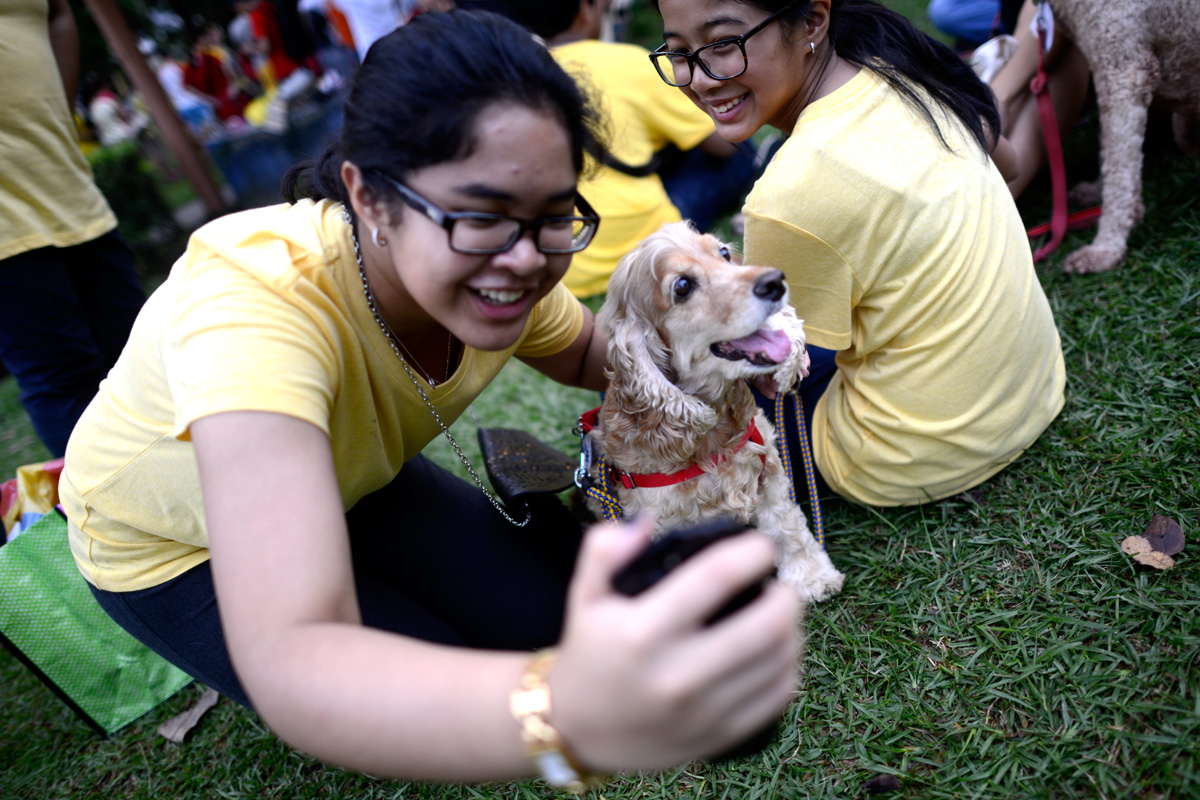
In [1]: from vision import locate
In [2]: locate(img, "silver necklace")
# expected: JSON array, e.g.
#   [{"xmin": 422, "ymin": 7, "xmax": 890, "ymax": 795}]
[
  {"xmin": 343, "ymin": 206, "xmax": 530, "ymax": 527},
  {"xmin": 374, "ymin": 301, "xmax": 454, "ymax": 387}
]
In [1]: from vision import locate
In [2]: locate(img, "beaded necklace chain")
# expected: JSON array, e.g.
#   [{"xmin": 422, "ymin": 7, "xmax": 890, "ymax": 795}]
[
  {"xmin": 373, "ymin": 295, "xmax": 454, "ymax": 387},
  {"xmin": 343, "ymin": 206, "xmax": 530, "ymax": 527}
]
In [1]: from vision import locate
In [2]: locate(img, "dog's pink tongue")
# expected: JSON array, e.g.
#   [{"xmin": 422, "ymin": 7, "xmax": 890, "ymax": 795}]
[{"xmin": 728, "ymin": 327, "xmax": 791, "ymax": 363}]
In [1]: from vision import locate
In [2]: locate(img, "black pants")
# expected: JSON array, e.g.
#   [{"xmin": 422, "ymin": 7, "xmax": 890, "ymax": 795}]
[
  {"xmin": 90, "ymin": 455, "xmax": 583, "ymax": 708},
  {"xmin": 0, "ymin": 231, "xmax": 145, "ymax": 456}
]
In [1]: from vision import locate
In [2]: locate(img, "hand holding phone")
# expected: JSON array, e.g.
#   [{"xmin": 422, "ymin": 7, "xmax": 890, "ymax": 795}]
[
  {"xmin": 612, "ymin": 517, "xmax": 771, "ymax": 625},
  {"xmin": 611, "ymin": 516, "xmax": 781, "ymax": 761}
]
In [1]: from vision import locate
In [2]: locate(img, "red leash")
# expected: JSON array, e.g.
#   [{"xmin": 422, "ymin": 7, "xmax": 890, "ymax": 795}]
[
  {"xmin": 1025, "ymin": 16, "xmax": 1100, "ymax": 261},
  {"xmin": 1028, "ymin": 22, "xmax": 1068, "ymax": 263}
]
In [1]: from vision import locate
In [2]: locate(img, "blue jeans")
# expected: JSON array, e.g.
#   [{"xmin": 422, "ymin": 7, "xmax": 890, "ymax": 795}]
[
  {"xmin": 751, "ymin": 345, "xmax": 838, "ymax": 500},
  {"xmin": 0, "ymin": 231, "xmax": 145, "ymax": 456},
  {"xmin": 89, "ymin": 454, "xmax": 583, "ymax": 709}
]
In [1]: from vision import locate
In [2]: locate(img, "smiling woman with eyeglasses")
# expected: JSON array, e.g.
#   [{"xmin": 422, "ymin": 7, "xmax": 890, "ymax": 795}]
[
  {"xmin": 59, "ymin": 8, "xmax": 803, "ymax": 790},
  {"xmin": 649, "ymin": 0, "xmax": 1065, "ymax": 510}
]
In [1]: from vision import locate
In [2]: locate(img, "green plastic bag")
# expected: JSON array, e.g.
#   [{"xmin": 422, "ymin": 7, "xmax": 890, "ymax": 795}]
[{"xmin": 0, "ymin": 511, "xmax": 192, "ymax": 735}]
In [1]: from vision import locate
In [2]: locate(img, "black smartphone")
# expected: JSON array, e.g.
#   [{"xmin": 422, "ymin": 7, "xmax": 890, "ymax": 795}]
[
  {"xmin": 611, "ymin": 516, "xmax": 780, "ymax": 762},
  {"xmin": 612, "ymin": 516, "xmax": 768, "ymax": 624}
]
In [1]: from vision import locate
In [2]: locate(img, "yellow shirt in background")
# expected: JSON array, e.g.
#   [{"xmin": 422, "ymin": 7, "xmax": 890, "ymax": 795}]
[
  {"xmin": 553, "ymin": 40, "xmax": 716, "ymax": 297},
  {"xmin": 744, "ymin": 69, "xmax": 1066, "ymax": 506},
  {"xmin": 62, "ymin": 199, "xmax": 583, "ymax": 591},
  {"xmin": 0, "ymin": 0, "xmax": 116, "ymax": 261}
]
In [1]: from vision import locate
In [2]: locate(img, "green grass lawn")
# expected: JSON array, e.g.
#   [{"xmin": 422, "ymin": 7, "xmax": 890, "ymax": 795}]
[{"xmin": 3, "ymin": 2, "xmax": 1199, "ymax": 798}]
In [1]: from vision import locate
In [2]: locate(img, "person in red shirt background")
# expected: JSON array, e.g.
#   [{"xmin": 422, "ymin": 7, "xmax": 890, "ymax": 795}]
[
  {"xmin": 184, "ymin": 18, "xmax": 261, "ymax": 123},
  {"xmin": 233, "ymin": 0, "xmax": 303, "ymax": 84}
]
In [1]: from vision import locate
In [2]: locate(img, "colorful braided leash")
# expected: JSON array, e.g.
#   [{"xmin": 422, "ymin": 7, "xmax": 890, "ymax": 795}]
[
  {"xmin": 584, "ymin": 453, "xmax": 624, "ymax": 522},
  {"xmin": 583, "ymin": 392, "xmax": 825, "ymax": 551},
  {"xmin": 775, "ymin": 391, "xmax": 825, "ymax": 549}
]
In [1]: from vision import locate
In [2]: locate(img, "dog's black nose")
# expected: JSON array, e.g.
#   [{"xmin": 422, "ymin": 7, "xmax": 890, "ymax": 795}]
[{"xmin": 754, "ymin": 270, "xmax": 786, "ymax": 302}]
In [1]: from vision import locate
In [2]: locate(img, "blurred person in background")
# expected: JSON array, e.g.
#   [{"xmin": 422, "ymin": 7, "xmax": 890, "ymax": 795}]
[
  {"xmin": 184, "ymin": 16, "xmax": 263, "ymax": 127},
  {"xmin": 0, "ymin": 0, "xmax": 145, "ymax": 457},
  {"xmin": 230, "ymin": 0, "xmax": 318, "ymax": 132},
  {"xmin": 81, "ymin": 71, "xmax": 150, "ymax": 147},
  {"xmin": 333, "ymin": 0, "xmax": 454, "ymax": 62}
]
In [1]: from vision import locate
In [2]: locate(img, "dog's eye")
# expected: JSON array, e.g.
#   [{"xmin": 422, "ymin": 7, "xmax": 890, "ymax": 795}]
[
  {"xmin": 672, "ymin": 275, "xmax": 695, "ymax": 302},
  {"xmin": 718, "ymin": 245, "xmax": 732, "ymax": 262}
]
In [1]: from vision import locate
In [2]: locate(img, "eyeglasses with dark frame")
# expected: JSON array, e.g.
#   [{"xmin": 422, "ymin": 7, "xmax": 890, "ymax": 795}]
[
  {"xmin": 372, "ymin": 172, "xmax": 600, "ymax": 255},
  {"xmin": 650, "ymin": 0, "xmax": 802, "ymax": 88}
]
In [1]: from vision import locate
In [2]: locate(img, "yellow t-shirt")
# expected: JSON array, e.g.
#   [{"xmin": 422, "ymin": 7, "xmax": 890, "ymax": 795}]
[
  {"xmin": 744, "ymin": 69, "xmax": 1066, "ymax": 506},
  {"xmin": 62, "ymin": 199, "xmax": 583, "ymax": 591},
  {"xmin": 0, "ymin": 0, "xmax": 117, "ymax": 261},
  {"xmin": 552, "ymin": 40, "xmax": 716, "ymax": 297}
]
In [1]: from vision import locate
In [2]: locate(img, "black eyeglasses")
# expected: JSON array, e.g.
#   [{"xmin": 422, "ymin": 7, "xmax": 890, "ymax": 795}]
[
  {"xmin": 650, "ymin": 0, "xmax": 802, "ymax": 87},
  {"xmin": 373, "ymin": 172, "xmax": 600, "ymax": 255}
]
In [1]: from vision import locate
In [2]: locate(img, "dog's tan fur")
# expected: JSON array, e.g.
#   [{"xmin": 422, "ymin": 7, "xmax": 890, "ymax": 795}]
[
  {"xmin": 1050, "ymin": 0, "xmax": 1200, "ymax": 274},
  {"xmin": 588, "ymin": 222, "xmax": 844, "ymax": 603}
]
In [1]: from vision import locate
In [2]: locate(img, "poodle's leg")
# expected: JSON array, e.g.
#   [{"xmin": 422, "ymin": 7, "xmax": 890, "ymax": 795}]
[
  {"xmin": 1064, "ymin": 50, "xmax": 1160, "ymax": 274},
  {"xmin": 754, "ymin": 448, "xmax": 844, "ymax": 603}
]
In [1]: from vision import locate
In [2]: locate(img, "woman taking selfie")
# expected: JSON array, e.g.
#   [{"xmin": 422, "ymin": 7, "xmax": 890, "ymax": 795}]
[
  {"xmin": 651, "ymin": 0, "xmax": 1064, "ymax": 507},
  {"xmin": 61, "ymin": 11, "xmax": 799, "ymax": 786}
]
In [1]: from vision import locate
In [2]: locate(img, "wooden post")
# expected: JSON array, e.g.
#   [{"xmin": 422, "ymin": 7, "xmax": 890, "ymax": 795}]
[{"xmin": 80, "ymin": 0, "xmax": 227, "ymax": 215}]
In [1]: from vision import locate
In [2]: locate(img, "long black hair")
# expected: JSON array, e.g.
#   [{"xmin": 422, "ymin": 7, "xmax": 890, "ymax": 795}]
[
  {"xmin": 282, "ymin": 9, "xmax": 603, "ymax": 218},
  {"xmin": 653, "ymin": 0, "xmax": 1000, "ymax": 156}
]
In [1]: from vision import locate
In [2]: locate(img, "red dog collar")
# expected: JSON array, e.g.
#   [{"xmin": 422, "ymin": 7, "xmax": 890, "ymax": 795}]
[{"xmin": 577, "ymin": 407, "xmax": 764, "ymax": 490}]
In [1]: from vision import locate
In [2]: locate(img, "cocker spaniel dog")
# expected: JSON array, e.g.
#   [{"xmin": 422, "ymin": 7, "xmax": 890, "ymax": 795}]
[{"xmin": 586, "ymin": 222, "xmax": 844, "ymax": 603}]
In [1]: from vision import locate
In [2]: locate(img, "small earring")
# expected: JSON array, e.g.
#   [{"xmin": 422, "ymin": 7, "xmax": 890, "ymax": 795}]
[
  {"xmin": 809, "ymin": 41, "xmax": 816, "ymax": 55},
  {"xmin": 371, "ymin": 227, "xmax": 388, "ymax": 248}
]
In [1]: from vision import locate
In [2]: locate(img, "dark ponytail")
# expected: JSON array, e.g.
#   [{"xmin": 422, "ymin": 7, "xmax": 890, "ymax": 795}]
[
  {"xmin": 282, "ymin": 9, "xmax": 602, "ymax": 216},
  {"xmin": 822, "ymin": 0, "xmax": 999, "ymax": 155}
]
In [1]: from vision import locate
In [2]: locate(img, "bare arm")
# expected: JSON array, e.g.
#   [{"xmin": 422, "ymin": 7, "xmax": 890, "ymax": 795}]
[
  {"xmin": 46, "ymin": 0, "xmax": 79, "ymax": 105},
  {"xmin": 192, "ymin": 409, "xmax": 798, "ymax": 780},
  {"xmin": 195, "ymin": 410, "xmax": 536, "ymax": 780},
  {"xmin": 521, "ymin": 302, "xmax": 608, "ymax": 390},
  {"xmin": 989, "ymin": 130, "xmax": 1020, "ymax": 183},
  {"xmin": 988, "ymin": 0, "xmax": 1090, "ymax": 197}
]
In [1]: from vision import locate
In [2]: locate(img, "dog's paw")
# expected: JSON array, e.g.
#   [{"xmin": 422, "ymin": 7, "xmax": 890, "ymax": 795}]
[
  {"xmin": 777, "ymin": 562, "xmax": 845, "ymax": 603},
  {"xmin": 1063, "ymin": 242, "xmax": 1125, "ymax": 274}
]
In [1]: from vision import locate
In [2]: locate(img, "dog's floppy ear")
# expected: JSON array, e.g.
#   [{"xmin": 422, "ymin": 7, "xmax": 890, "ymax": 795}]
[{"xmin": 598, "ymin": 238, "xmax": 717, "ymax": 463}]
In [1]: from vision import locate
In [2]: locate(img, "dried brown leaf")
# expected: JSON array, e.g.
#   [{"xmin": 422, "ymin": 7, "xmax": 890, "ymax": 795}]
[{"xmin": 1143, "ymin": 514, "xmax": 1185, "ymax": 556}]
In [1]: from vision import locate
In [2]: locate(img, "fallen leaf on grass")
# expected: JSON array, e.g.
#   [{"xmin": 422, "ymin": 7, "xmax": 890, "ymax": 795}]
[
  {"xmin": 1143, "ymin": 514, "xmax": 1185, "ymax": 556},
  {"xmin": 1120, "ymin": 515, "xmax": 1185, "ymax": 571}
]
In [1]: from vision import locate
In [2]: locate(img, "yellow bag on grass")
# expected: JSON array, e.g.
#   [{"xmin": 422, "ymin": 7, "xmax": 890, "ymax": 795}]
[{"xmin": 1, "ymin": 457, "xmax": 64, "ymax": 540}]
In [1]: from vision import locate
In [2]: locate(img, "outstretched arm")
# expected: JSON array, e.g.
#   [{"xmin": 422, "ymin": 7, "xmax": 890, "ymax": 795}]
[
  {"xmin": 195, "ymin": 410, "xmax": 533, "ymax": 779},
  {"xmin": 192, "ymin": 409, "xmax": 798, "ymax": 780}
]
